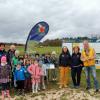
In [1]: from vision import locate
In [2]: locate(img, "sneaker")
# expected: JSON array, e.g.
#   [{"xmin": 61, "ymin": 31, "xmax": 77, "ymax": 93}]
[
  {"xmin": 86, "ymin": 87, "xmax": 91, "ymax": 90},
  {"xmin": 38, "ymin": 88, "xmax": 40, "ymax": 91},
  {"xmin": 52, "ymin": 79, "xmax": 55, "ymax": 81},
  {"xmin": 35, "ymin": 90, "xmax": 38, "ymax": 93},
  {"xmin": 22, "ymin": 89, "xmax": 25, "ymax": 96},
  {"xmin": 95, "ymin": 89, "xmax": 99, "ymax": 92},
  {"xmin": 17, "ymin": 89, "xmax": 21, "ymax": 95},
  {"xmin": 64, "ymin": 85, "xmax": 68, "ymax": 88},
  {"xmin": 32, "ymin": 90, "xmax": 35, "ymax": 94},
  {"xmin": 42, "ymin": 86, "xmax": 46, "ymax": 90},
  {"xmin": 76, "ymin": 86, "xmax": 80, "ymax": 89},
  {"xmin": 59, "ymin": 85, "xmax": 63, "ymax": 89}
]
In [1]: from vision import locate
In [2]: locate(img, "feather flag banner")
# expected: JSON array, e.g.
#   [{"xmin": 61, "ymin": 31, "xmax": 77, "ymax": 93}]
[{"xmin": 25, "ymin": 21, "xmax": 49, "ymax": 52}]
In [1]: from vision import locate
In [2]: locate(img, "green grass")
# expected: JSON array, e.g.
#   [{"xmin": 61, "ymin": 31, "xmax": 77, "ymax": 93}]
[
  {"xmin": 18, "ymin": 46, "xmax": 61, "ymax": 56},
  {"xmin": 33, "ymin": 46, "xmax": 61, "ymax": 54},
  {"xmin": 46, "ymin": 69, "xmax": 100, "ymax": 90},
  {"xmin": 5, "ymin": 41, "xmax": 62, "ymax": 55},
  {"xmin": 6, "ymin": 45, "xmax": 62, "ymax": 55},
  {"xmin": 25, "ymin": 41, "xmax": 62, "ymax": 54}
]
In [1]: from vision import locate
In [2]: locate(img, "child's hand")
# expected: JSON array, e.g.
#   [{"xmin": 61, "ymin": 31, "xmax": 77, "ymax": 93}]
[
  {"xmin": 9, "ymin": 79, "xmax": 11, "ymax": 82},
  {"xmin": 24, "ymin": 71, "xmax": 27, "ymax": 73},
  {"xmin": 31, "ymin": 76, "xmax": 34, "ymax": 78}
]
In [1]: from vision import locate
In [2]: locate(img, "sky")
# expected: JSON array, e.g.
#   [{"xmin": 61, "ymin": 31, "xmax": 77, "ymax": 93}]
[{"xmin": 0, "ymin": 0, "xmax": 100, "ymax": 43}]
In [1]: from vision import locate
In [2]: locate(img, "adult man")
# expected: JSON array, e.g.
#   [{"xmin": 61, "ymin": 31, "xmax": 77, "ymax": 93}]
[
  {"xmin": 81, "ymin": 40, "xmax": 99, "ymax": 92},
  {"xmin": 7, "ymin": 45, "xmax": 16, "ymax": 66},
  {"xmin": 0, "ymin": 43, "xmax": 7, "ymax": 62}
]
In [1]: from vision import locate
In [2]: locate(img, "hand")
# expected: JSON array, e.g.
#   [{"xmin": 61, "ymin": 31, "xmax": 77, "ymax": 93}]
[
  {"xmin": 31, "ymin": 75, "xmax": 34, "ymax": 79},
  {"xmin": 9, "ymin": 79, "xmax": 11, "ymax": 82},
  {"xmin": 80, "ymin": 64, "xmax": 83, "ymax": 66},
  {"xmin": 84, "ymin": 58, "xmax": 89, "ymax": 61}
]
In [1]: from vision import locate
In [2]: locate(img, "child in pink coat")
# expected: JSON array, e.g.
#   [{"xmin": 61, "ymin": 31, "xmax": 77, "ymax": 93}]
[{"xmin": 28, "ymin": 59, "xmax": 43, "ymax": 93}]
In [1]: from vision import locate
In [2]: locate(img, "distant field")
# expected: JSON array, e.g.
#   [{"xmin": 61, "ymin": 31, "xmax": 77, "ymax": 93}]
[
  {"xmin": 25, "ymin": 41, "xmax": 62, "ymax": 55},
  {"xmin": 5, "ymin": 45, "xmax": 25, "ymax": 55},
  {"xmin": 5, "ymin": 44, "xmax": 62, "ymax": 55}
]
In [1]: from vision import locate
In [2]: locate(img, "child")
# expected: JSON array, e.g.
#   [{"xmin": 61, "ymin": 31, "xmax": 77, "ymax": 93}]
[
  {"xmin": 14, "ymin": 62, "xmax": 26, "ymax": 95},
  {"xmin": 28, "ymin": 59, "xmax": 43, "ymax": 93},
  {"xmin": 51, "ymin": 51, "xmax": 58, "ymax": 81},
  {"xmin": 19, "ymin": 57, "xmax": 24, "ymax": 66},
  {"xmin": 23, "ymin": 53, "xmax": 29, "ymax": 66},
  {"xmin": 40, "ymin": 64, "xmax": 46, "ymax": 90},
  {"xmin": 12, "ymin": 50, "xmax": 20, "ymax": 88},
  {"xmin": 0, "ymin": 56, "xmax": 11, "ymax": 100},
  {"xmin": 24, "ymin": 59, "xmax": 32, "ymax": 92},
  {"xmin": 12, "ymin": 50, "xmax": 20, "ymax": 71}
]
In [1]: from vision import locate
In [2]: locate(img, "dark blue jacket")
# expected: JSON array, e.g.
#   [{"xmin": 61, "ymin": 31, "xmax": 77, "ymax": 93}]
[
  {"xmin": 14, "ymin": 67, "xmax": 26, "ymax": 81},
  {"xmin": 43, "ymin": 57, "xmax": 51, "ymax": 64},
  {"xmin": 59, "ymin": 52, "xmax": 71, "ymax": 67},
  {"xmin": 7, "ymin": 49, "xmax": 15, "ymax": 66},
  {"xmin": 71, "ymin": 53, "xmax": 83, "ymax": 68}
]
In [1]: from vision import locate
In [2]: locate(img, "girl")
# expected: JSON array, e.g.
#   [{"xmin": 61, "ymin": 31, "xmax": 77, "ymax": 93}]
[
  {"xmin": 24, "ymin": 59, "xmax": 32, "ymax": 92},
  {"xmin": 71, "ymin": 46, "xmax": 83, "ymax": 88},
  {"xmin": 43, "ymin": 53, "xmax": 52, "ymax": 82},
  {"xmin": 28, "ymin": 59, "xmax": 43, "ymax": 93},
  {"xmin": 0, "ymin": 56, "xmax": 11, "ymax": 100},
  {"xmin": 23, "ymin": 53, "xmax": 29, "ymax": 66},
  {"xmin": 51, "ymin": 51, "xmax": 58, "ymax": 81},
  {"xmin": 14, "ymin": 62, "xmax": 26, "ymax": 95},
  {"xmin": 59, "ymin": 46, "xmax": 71, "ymax": 88}
]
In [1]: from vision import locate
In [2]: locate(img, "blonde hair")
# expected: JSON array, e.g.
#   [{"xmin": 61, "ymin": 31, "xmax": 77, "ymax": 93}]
[
  {"xmin": 15, "ymin": 50, "xmax": 20, "ymax": 55},
  {"xmin": 73, "ymin": 46, "xmax": 80, "ymax": 53},
  {"xmin": 10, "ymin": 45, "xmax": 16, "ymax": 50}
]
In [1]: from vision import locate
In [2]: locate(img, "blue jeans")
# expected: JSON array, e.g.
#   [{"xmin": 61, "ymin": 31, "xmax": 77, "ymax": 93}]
[{"xmin": 84, "ymin": 66, "xmax": 99, "ymax": 89}]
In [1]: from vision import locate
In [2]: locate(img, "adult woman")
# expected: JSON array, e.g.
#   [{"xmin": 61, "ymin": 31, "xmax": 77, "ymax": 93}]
[
  {"xmin": 71, "ymin": 46, "xmax": 83, "ymax": 88},
  {"xmin": 59, "ymin": 46, "xmax": 71, "ymax": 88}
]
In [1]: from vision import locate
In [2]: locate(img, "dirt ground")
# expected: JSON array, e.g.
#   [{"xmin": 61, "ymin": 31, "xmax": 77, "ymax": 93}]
[{"xmin": 0, "ymin": 88, "xmax": 100, "ymax": 100}]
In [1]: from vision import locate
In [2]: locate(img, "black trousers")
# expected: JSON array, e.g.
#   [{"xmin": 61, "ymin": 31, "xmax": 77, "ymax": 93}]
[
  {"xmin": 1, "ymin": 82, "xmax": 10, "ymax": 90},
  {"xmin": 16, "ymin": 80, "xmax": 25, "ymax": 90},
  {"xmin": 71, "ymin": 67, "xmax": 82, "ymax": 86}
]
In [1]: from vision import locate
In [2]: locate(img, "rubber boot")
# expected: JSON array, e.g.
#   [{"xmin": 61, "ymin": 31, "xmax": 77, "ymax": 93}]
[
  {"xmin": 1, "ymin": 91, "xmax": 5, "ymax": 100},
  {"xmin": 6, "ymin": 90, "xmax": 11, "ymax": 100}
]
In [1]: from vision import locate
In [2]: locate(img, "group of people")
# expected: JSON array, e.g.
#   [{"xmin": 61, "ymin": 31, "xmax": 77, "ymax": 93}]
[
  {"xmin": 0, "ymin": 40, "xmax": 99, "ymax": 100},
  {"xmin": 59, "ymin": 40, "xmax": 99, "ymax": 92},
  {"xmin": 0, "ymin": 44, "xmax": 58, "ymax": 100}
]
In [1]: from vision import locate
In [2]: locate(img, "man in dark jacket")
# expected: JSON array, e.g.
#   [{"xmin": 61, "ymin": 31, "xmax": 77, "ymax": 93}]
[{"xmin": 0, "ymin": 43, "xmax": 7, "ymax": 62}]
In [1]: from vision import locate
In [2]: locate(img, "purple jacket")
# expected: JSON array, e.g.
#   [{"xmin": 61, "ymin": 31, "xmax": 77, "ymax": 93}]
[{"xmin": 0, "ymin": 64, "xmax": 11, "ymax": 83}]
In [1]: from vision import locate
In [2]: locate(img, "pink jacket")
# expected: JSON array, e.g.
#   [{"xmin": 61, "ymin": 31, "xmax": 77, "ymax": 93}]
[{"xmin": 28, "ymin": 64, "xmax": 43, "ymax": 79}]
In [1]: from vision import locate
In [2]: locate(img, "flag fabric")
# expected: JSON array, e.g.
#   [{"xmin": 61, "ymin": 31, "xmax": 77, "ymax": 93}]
[{"xmin": 25, "ymin": 21, "xmax": 49, "ymax": 52}]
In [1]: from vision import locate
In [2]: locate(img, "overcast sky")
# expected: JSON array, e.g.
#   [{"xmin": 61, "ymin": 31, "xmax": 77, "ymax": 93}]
[{"xmin": 0, "ymin": 0, "xmax": 100, "ymax": 43}]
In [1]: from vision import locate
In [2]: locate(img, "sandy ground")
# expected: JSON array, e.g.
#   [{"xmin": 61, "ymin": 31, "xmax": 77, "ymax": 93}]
[{"xmin": 0, "ymin": 88, "xmax": 100, "ymax": 100}]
